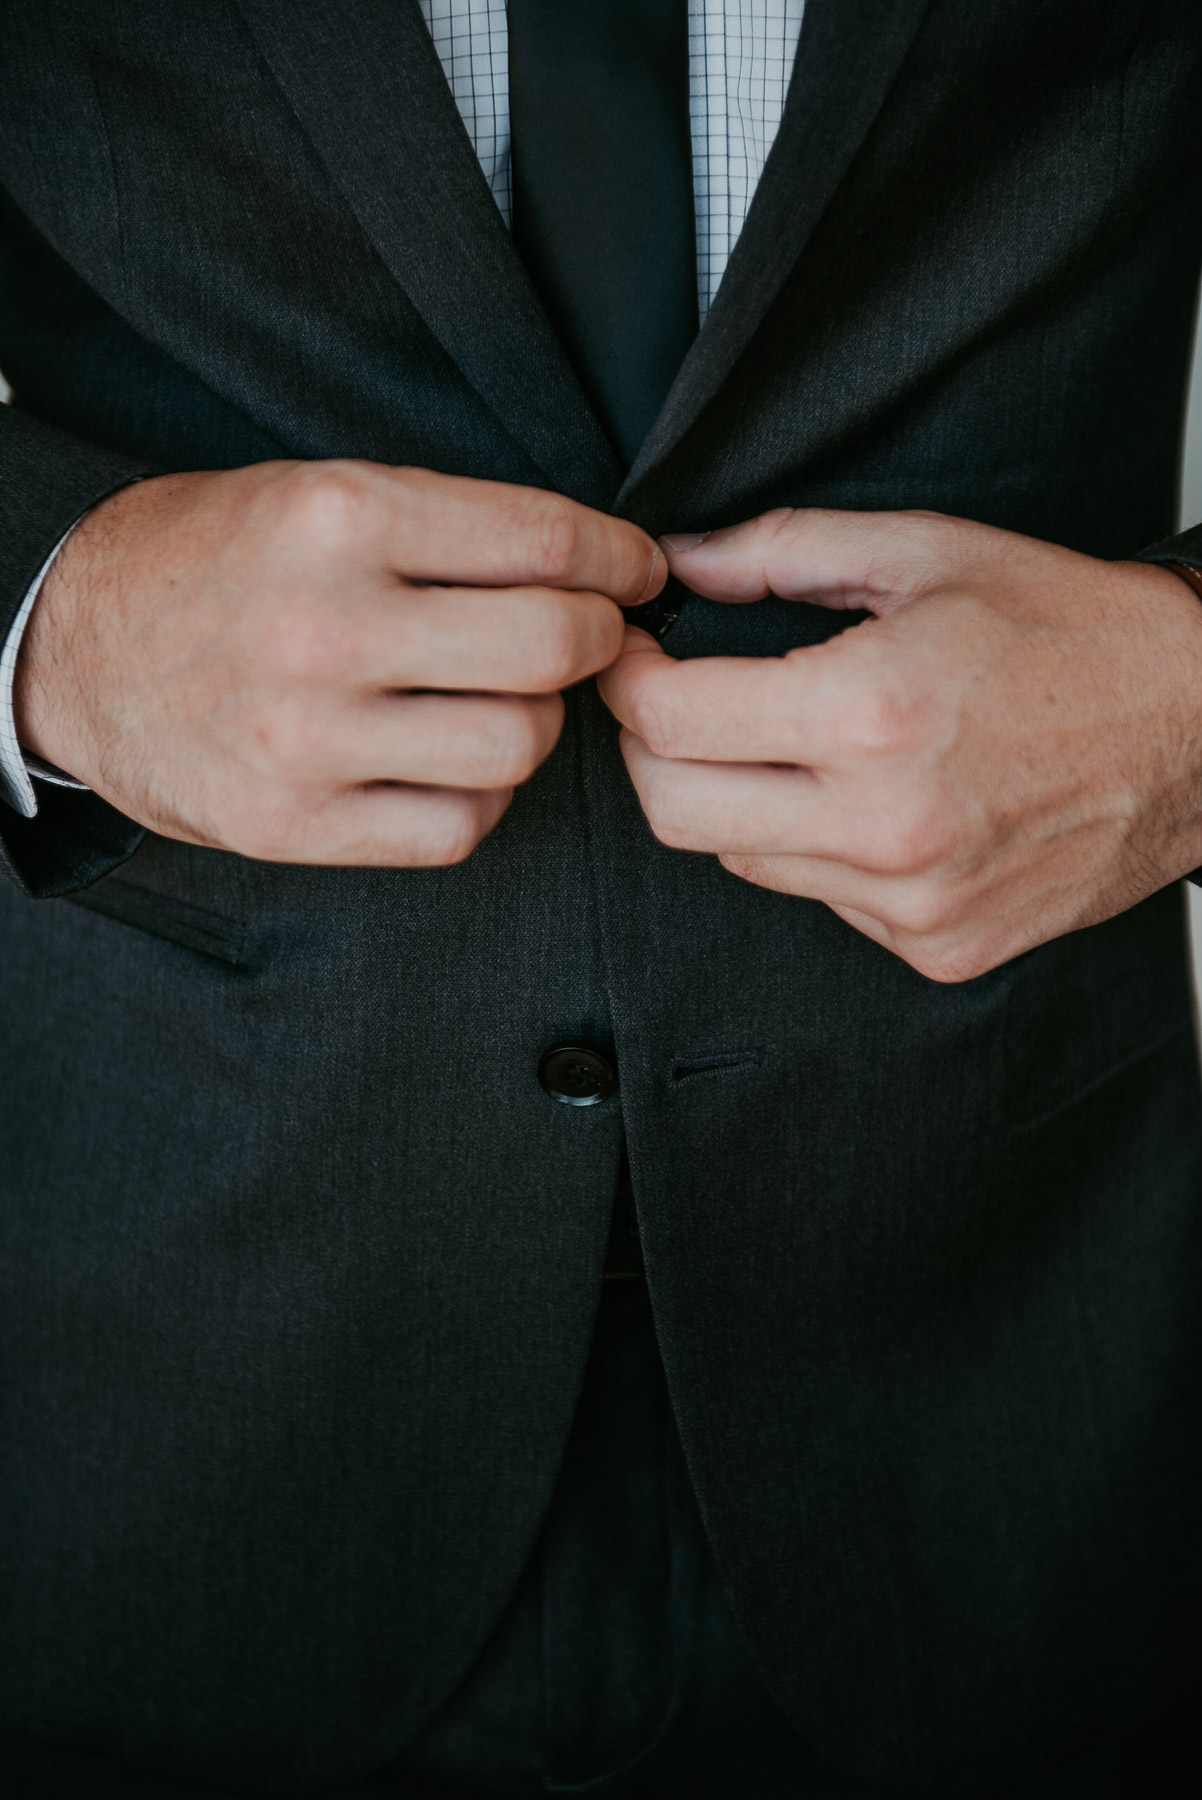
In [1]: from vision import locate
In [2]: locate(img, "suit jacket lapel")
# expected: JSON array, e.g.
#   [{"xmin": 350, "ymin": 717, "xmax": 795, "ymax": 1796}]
[
  {"xmin": 618, "ymin": 0, "xmax": 934, "ymax": 508},
  {"xmin": 235, "ymin": 0, "xmax": 622, "ymax": 503},
  {"xmin": 235, "ymin": 0, "xmax": 929, "ymax": 509}
]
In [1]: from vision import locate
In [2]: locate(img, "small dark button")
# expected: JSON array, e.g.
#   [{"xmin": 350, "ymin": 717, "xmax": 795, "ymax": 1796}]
[{"xmin": 538, "ymin": 1045, "xmax": 618, "ymax": 1106}]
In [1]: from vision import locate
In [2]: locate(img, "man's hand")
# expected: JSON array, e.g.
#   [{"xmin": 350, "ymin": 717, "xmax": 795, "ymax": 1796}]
[
  {"xmin": 16, "ymin": 461, "xmax": 662, "ymax": 864},
  {"xmin": 597, "ymin": 509, "xmax": 1202, "ymax": 982}
]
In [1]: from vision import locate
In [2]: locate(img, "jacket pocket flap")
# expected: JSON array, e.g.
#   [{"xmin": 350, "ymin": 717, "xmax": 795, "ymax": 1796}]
[{"xmin": 65, "ymin": 876, "xmax": 248, "ymax": 966}]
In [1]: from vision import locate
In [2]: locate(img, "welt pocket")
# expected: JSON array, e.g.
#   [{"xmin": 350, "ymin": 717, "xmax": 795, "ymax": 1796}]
[{"xmin": 63, "ymin": 876, "xmax": 249, "ymax": 967}]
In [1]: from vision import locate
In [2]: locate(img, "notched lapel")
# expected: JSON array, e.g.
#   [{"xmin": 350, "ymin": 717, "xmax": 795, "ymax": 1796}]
[
  {"xmin": 619, "ymin": 0, "xmax": 934, "ymax": 508},
  {"xmin": 235, "ymin": 0, "xmax": 621, "ymax": 503},
  {"xmin": 233, "ymin": 0, "xmax": 930, "ymax": 509}
]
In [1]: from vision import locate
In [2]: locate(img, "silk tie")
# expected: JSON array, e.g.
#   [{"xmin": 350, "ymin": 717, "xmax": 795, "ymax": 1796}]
[{"xmin": 508, "ymin": 0, "xmax": 699, "ymax": 465}]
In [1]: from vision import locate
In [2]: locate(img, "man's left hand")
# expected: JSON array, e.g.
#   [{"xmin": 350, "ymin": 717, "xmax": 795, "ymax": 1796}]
[{"xmin": 597, "ymin": 510, "xmax": 1202, "ymax": 982}]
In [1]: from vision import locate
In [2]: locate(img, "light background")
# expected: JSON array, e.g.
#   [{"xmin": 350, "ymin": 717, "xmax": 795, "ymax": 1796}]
[
  {"xmin": 1185, "ymin": 306, "xmax": 1202, "ymax": 533},
  {"xmin": 1179, "ymin": 304, "xmax": 1202, "ymax": 989}
]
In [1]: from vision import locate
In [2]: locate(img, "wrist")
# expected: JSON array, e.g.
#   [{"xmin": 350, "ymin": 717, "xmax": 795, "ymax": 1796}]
[
  {"xmin": 1101, "ymin": 557, "xmax": 1202, "ymax": 886},
  {"xmin": 10, "ymin": 477, "xmax": 156, "ymax": 778}
]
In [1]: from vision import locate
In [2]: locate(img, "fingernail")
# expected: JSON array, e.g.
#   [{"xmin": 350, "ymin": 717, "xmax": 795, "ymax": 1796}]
[
  {"xmin": 634, "ymin": 543, "xmax": 665, "ymax": 604},
  {"xmin": 659, "ymin": 532, "xmax": 709, "ymax": 553}
]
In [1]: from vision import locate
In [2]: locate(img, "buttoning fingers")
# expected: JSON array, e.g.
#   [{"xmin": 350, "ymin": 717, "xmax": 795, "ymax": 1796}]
[
  {"xmin": 599, "ymin": 625, "xmax": 847, "ymax": 765},
  {"xmin": 617, "ymin": 729, "xmax": 949, "ymax": 874},
  {"xmin": 659, "ymin": 506, "xmax": 952, "ymax": 610},
  {"xmin": 619, "ymin": 731, "xmax": 825, "ymax": 854},
  {"xmin": 375, "ymin": 468, "xmax": 665, "ymax": 605}
]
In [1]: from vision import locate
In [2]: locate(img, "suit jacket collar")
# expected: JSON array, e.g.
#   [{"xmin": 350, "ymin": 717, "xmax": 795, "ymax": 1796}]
[
  {"xmin": 237, "ymin": 0, "xmax": 932, "ymax": 509},
  {"xmin": 619, "ymin": 0, "xmax": 934, "ymax": 507},
  {"xmin": 236, "ymin": 0, "xmax": 623, "ymax": 504}
]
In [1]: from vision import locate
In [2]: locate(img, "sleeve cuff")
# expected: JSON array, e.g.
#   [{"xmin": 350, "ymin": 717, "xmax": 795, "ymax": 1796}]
[
  {"xmin": 1135, "ymin": 521, "xmax": 1202, "ymax": 577},
  {"xmin": 0, "ymin": 524, "xmax": 84, "ymax": 818}
]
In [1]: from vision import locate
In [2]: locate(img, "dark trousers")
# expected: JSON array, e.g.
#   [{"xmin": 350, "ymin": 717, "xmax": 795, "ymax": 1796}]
[
  {"xmin": 393, "ymin": 1279, "xmax": 827, "ymax": 1796},
  {"xmin": 389, "ymin": 1283, "xmax": 1190, "ymax": 1800},
  {"xmin": 2, "ymin": 1282, "xmax": 1194, "ymax": 1797}
]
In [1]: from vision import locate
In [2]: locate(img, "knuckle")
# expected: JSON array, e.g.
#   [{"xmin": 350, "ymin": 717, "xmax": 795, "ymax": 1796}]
[
  {"xmin": 487, "ymin": 701, "xmax": 557, "ymax": 783},
  {"xmin": 888, "ymin": 882, "xmax": 953, "ymax": 940},
  {"xmin": 640, "ymin": 776, "xmax": 692, "ymax": 849},
  {"xmin": 542, "ymin": 605, "xmax": 585, "ymax": 685},
  {"xmin": 627, "ymin": 690, "xmax": 681, "ymax": 760},
  {"xmin": 650, "ymin": 818, "xmax": 691, "ymax": 851},
  {"xmin": 649, "ymin": 815, "xmax": 692, "ymax": 851},
  {"xmin": 428, "ymin": 794, "xmax": 493, "ymax": 865},
  {"xmin": 526, "ymin": 494, "xmax": 583, "ymax": 586},
  {"xmin": 528, "ymin": 603, "xmax": 589, "ymax": 689},
  {"xmin": 908, "ymin": 938, "xmax": 993, "ymax": 985},
  {"xmin": 836, "ymin": 681, "xmax": 912, "ymax": 756},
  {"xmin": 517, "ymin": 696, "xmax": 562, "ymax": 775},
  {"xmin": 871, "ymin": 804, "xmax": 949, "ymax": 875},
  {"xmin": 618, "ymin": 535, "xmax": 654, "ymax": 603},
  {"xmin": 276, "ymin": 461, "xmax": 373, "ymax": 557}
]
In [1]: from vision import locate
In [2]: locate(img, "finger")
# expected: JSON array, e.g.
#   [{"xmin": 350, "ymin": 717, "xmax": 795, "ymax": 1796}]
[
  {"xmin": 661, "ymin": 508, "xmax": 955, "ymax": 611},
  {"xmin": 352, "ymin": 585, "xmax": 627, "ymax": 693},
  {"xmin": 599, "ymin": 626, "xmax": 852, "ymax": 766},
  {"xmin": 378, "ymin": 467, "xmax": 665, "ymax": 604},
  {"xmin": 248, "ymin": 782, "xmax": 514, "ymax": 868},
  {"xmin": 618, "ymin": 732, "xmax": 940, "ymax": 872},
  {"xmin": 621, "ymin": 735, "xmax": 826, "ymax": 855},
  {"xmin": 326, "ymin": 691, "xmax": 563, "ymax": 790}
]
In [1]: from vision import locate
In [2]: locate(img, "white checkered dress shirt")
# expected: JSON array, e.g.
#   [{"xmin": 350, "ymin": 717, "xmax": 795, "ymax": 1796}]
[
  {"xmin": 0, "ymin": 0, "xmax": 805, "ymax": 817},
  {"xmin": 420, "ymin": 0, "xmax": 805, "ymax": 316}
]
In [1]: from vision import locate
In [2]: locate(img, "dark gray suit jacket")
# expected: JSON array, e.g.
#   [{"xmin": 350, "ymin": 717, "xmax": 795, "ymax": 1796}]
[{"xmin": 3, "ymin": 1, "xmax": 1202, "ymax": 1792}]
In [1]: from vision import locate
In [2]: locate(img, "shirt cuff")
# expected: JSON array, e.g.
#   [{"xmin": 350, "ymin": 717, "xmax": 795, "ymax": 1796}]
[{"xmin": 0, "ymin": 525, "xmax": 90, "ymax": 818}]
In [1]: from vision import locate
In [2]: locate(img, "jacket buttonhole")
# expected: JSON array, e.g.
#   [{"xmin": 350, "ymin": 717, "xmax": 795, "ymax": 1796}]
[{"xmin": 669, "ymin": 1048, "xmax": 765, "ymax": 1083}]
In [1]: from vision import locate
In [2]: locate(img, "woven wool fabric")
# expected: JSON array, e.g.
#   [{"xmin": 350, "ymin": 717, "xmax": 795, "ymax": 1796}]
[{"xmin": 0, "ymin": 1, "xmax": 806, "ymax": 817}]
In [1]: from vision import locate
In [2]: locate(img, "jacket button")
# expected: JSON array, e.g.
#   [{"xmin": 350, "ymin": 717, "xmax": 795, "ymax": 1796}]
[{"xmin": 538, "ymin": 1045, "xmax": 618, "ymax": 1106}]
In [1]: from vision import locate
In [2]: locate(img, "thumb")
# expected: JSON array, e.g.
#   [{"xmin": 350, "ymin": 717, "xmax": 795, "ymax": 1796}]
[{"xmin": 660, "ymin": 508, "xmax": 943, "ymax": 614}]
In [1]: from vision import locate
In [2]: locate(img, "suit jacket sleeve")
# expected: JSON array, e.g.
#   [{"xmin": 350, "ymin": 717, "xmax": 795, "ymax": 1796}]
[
  {"xmin": 1137, "ymin": 520, "xmax": 1202, "ymax": 579},
  {"xmin": 0, "ymin": 402, "xmax": 152, "ymax": 897}
]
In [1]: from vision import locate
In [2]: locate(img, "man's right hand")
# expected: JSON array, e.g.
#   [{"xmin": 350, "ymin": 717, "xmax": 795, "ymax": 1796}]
[{"xmin": 14, "ymin": 461, "xmax": 663, "ymax": 864}]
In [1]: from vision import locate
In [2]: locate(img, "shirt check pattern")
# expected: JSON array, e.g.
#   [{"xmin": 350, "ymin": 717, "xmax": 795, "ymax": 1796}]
[
  {"xmin": 690, "ymin": 0, "xmax": 807, "ymax": 316},
  {"xmin": 1, "ymin": 0, "xmax": 807, "ymax": 816},
  {"xmin": 419, "ymin": 0, "xmax": 806, "ymax": 317},
  {"xmin": 419, "ymin": 0, "xmax": 512, "ymax": 222}
]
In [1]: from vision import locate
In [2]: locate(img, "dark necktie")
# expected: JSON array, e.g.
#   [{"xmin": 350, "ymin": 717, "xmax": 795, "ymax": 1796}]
[{"xmin": 508, "ymin": 0, "xmax": 699, "ymax": 465}]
